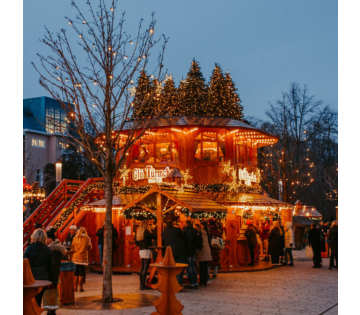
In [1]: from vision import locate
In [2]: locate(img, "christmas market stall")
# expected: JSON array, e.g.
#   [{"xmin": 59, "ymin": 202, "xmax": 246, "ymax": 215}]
[{"xmin": 76, "ymin": 116, "xmax": 294, "ymax": 269}]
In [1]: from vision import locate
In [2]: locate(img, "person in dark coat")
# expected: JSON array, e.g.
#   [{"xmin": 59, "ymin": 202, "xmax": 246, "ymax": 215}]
[
  {"xmin": 96, "ymin": 223, "xmax": 105, "ymax": 264},
  {"xmin": 208, "ymin": 218, "xmax": 223, "ymax": 278},
  {"xmin": 161, "ymin": 220, "xmax": 186, "ymax": 285},
  {"xmin": 328, "ymin": 220, "xmax": 338, "ymax": 270},
  {"xmin": 66, "ymin": 225, "xmax": 77, "ymax": 246},
  {"xmin": 245, "ymin": 219, "xmax": 259, "ymax": 266},
  {"xmin": 135, "ymin": 221, "xmax": 157, "ymax": 290},
  {"xmin": 46, "ymin": 232, "xmax": 67, "ymax": 315},
  {"xmin": 308, "ymin": 223, "xmax": 322, "ymax": 268},
  {"xmin": 268, "ymin": 221, "xmax": 284, "ymax": 265},
  {"xmin": 183, "ymin": 220, "xmax": 199, "ymax": 289},
  {"xmin": 23, "ymin": 229, "xmax": 54, "ymax": 308}
]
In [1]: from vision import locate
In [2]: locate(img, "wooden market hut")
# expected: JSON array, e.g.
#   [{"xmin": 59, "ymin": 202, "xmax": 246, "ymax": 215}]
[{"xmin": 79, "ymin": 116, "xmax": 294, "ymax": 267}]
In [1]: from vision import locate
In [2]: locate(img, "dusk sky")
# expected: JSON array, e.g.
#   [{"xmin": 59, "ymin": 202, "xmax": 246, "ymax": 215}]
[{"xmin": 23, "ymin": 0, "xmax": 337, "ymax": 120}]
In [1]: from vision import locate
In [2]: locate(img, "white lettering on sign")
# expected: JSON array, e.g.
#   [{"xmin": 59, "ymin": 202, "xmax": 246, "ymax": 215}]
[
  {"xmin": 132, "ymin": 165, "xmax": 171, "ymax": 182},
  {"xmin": 238, "ymin": 168, "xmax": 260, "ymax": 186}
]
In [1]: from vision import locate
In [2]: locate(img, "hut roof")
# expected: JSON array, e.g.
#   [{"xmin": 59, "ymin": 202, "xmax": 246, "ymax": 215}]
[{"xmin": 292, "ymin": 215, "xmax": 321, "ymax": 227}]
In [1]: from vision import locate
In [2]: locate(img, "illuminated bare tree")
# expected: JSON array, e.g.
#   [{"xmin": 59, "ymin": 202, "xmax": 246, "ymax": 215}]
[{"xmin": 32, "ymin": 0, "xmax": 169, "ymax": 302}]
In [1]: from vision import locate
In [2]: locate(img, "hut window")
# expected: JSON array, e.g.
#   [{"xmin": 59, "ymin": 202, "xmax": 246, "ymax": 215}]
[
  {"xmin": 235, "ymin": 144, "xmax": 246, "ymax": 164},
  {"xmin": 133, "ymin": 132, "xmax": 179, "ymax": 163},
  {"xmin": 194, "ymin": 130, "xmax": 226, "ymax": 162}
]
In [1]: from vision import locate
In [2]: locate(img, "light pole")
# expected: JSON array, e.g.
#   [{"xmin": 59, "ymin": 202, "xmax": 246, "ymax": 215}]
[{"xmin": 55, "ymin": 159, "xmax": 62, "ymax": 185}]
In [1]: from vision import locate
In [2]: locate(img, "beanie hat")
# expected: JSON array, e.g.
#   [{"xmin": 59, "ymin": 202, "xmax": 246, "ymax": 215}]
[{"xmin": 208, "ymin": 218, "xmax": 216, "ymax": 226}]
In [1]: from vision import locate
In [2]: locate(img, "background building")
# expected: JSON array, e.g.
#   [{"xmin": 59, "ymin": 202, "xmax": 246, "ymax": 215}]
[{"xmin": 23, "ymin": 96, "xmax": 74, "ymax": 185}]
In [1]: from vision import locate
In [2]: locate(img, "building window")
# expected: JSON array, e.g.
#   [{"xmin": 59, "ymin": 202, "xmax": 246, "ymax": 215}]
[
  {"xmin": 38, "ymin": 140, "xmax": 45, "ymax": 148},
  {"xmin": 132, "ymin": 132, "xmax": 179, "ymax": 163},
  {"xmin": 32, "ymin": 138, "xmax": 38, "ymax": 147},
  {"xmin": 46, "ymin": 106, "xmax": 68, "ymax": 134},
  {"xmin": 194, "ymin": 130, "xmax": 226, "ymax": 162}
]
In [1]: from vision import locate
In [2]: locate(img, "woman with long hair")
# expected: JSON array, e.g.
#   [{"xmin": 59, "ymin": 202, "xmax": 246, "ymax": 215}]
[
  {"xmin": 71, "ymin": 227, "xmax": 92, "ymax": 292},
  {"xmin": 135, "ymin": 221, "xmax": 156, "ymax": 290},
  {"xmin": 268, "ymin": 221, "xmax": 284, "ymax": 265}
]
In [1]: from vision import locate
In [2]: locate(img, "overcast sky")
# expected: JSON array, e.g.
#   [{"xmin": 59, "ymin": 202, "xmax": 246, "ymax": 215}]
[{"xmin": 23, "ymin": 0, "xmax": 337, "ymax": 120}]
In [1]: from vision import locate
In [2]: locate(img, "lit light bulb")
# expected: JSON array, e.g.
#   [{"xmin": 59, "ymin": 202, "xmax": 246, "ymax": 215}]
[
  {"xmin": 83, "ymin": 20, "xmax": 86, "ymax": 24},
  {"xmin": 110, "ymin": 7, "xmax": 114, "ymax": 11},
  {"xmin": 92, "ymin": 43, "xmax": 95, "ymax": 47},
  {"xmin": 124, "ymin": 56, "xmax": 128, "ymax": 59},
  {"xmin": 149, "ymin": 29, "xmax": 154, "ymax": 35},
  {"xmin": 79, "ymin": 34, "xmax": 82, "ymax": 38},
  {"xmin": 108, "ymin": 47, "xmax": 112, "ymax": 51},
  {"xmin": 109, "ymin": 75, "xmax": 113, "ymax": 79},
  {"xmin": 113, "ymin": 52, "xmax": 116, "ymax": 56},
  {"xmin": 130, "ymin": 41, "xmax": 133, "ymax": 45},
  {"xmin": 93, "ymin": 81, "xmax": 97, "ymax": 85},
  {"xmin": 92, "ymin": 104, "xmax": 96, "ymax": 108},
  {"xmin": 69, "ymin": 21, "xmax": 72, "ymax": 25}
]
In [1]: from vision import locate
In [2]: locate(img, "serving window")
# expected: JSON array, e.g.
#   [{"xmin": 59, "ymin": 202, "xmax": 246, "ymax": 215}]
[
  {"xmin": 132, "ymin": 132, "xmax": 179, "ymax": 163},
  {"xmin": 194, "ymin": 130, "xmax": 226, "ymax": 162}
]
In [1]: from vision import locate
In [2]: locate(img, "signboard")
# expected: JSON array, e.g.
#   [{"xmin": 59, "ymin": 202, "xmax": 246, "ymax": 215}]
[
  {"xmin": 132, "ymin": 165, "xmax": 172, "ymax": 183},
  {"xmin": 125, "ymin": 226, "xmax": 132, "ymax": 236},
  {"xmin": 238, "ymin": 168, "xmax": 260, "ymax": 186}
]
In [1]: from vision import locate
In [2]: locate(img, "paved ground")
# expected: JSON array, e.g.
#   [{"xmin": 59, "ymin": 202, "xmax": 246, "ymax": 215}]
[{"xmin": 46, "ymin": 250, "xmax": 338, "ymax": 315}]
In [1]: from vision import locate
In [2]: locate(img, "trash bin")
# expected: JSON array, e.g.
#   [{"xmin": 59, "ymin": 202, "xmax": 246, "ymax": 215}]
[{"xmin": 59, "ymin": 261, "xmax": 75, "ymax": 305}]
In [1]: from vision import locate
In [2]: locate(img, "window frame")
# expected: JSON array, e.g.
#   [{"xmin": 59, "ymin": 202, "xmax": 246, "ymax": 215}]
[{"xmin": 194, "ymin": 130, "xmax": 226, "ymax": 162}]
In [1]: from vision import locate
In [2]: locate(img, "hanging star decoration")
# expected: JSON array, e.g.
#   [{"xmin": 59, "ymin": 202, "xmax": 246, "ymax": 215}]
[
  {"xmin": 180, "ymin": 169, "xmax": 193, "ymax": 186},
  {"xmin": 128, "ymin": 86, "xmax": 137, "ymax": 97},
  {"xmin": 119, "ymin": 165, "xmax": 131, "ymax": 186},
  {"xmin": 221, "ymin": 161, "xmax": 238, "ymax": 192},
  {"xmin": 164, "ymin": 74, "xmax": 173, "ymax": 82}
]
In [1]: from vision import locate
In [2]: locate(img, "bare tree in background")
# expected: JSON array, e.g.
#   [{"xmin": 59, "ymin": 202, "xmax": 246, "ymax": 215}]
[{"xmin": 32, "ymin": 0, "xmax": 169, "ymax": 302}]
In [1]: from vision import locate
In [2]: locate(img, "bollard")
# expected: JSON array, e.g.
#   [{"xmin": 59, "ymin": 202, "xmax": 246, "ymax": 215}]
[{"xmin": 150, "ymin": 246, "xmax": 188, "ymax": 315}]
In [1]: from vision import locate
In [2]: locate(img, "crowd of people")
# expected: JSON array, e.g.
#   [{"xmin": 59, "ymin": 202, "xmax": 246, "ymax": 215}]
[
  {"xmin": 23, "ymin": 218, "xmax": 338, "ymax": 308},
  {"xmin": 134, "ymin": 218, "xmax": 223, "ymax": 290}
]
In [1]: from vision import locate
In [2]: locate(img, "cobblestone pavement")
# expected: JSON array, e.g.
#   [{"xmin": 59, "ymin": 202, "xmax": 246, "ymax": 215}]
[{"xmin": 47, "ymin": 250, "xmax": 338, "ymax": 315}]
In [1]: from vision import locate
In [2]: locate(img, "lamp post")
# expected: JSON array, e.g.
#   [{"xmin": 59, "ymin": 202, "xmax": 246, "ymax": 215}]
[{"xmin": 55, "ymin": 159, "xmax": 62, "ymax": 185}]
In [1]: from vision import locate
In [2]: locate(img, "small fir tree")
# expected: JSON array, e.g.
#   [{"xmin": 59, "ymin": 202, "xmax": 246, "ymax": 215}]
[
  {"xmin": 178, "ymin": 59, "xmax": 208, "ymax": 115},
  {"xmin": 208, "ymin": 64, "xmax": 227, "ymax": 117},
  {"xmin": 159, "ymin": 75, "xmax": 178, "ymax": 116},
  {"xmin": 132, "ymin": 70, "xmax": 154, "ymax": 118},
  {"xmin": 224, "ymin": 71, "xmax": 244, "ymax": 120}
]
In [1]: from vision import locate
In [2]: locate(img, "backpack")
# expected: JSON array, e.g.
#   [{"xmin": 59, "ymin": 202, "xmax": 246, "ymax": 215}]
[{"xmin": 194, "ymin": 230, "xmax": 203, "ymax": 250}]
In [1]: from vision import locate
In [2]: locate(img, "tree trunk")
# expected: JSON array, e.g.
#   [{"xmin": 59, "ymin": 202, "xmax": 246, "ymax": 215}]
[{"xmin": 102, "ymin": 171, "xmax": 113, "ymax": 302}]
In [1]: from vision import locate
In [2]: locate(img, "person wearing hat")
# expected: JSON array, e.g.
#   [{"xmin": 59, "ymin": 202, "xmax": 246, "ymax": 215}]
[
  {"xmin": 66, "ymin": 225, "xmax": 77, "ymax": 246},
  {"xmin": 244, "ymin": 219, "xmax": 259, "ymax": 266}
]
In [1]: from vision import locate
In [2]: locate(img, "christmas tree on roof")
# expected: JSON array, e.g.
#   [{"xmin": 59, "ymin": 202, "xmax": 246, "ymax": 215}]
[
  {"xmin": 178, "ymin": 59, "xmax": 208, "ymax": 116},
  {"xmin": 224, "ymin": 71, "xmax": 244, "ymax": 120},
  {"xmin": 208, "ymin": 64, "xmax": 227, "ymax": 117},
  {"xmin": 159, "ymin": 74, "xmax": 178, "ymax": 116},
  {"xmin": 131, "ymin": 70, "xmax": 154, "ymax": 118}
]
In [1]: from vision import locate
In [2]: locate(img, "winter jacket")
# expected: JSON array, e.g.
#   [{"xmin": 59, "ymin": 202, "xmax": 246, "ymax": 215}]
[
  {"xmin": 284, "ymin": 222, "xmax": 294, "ymax": 248},
  {"xmin": 308, "ymin": 228, "xmax": 322, "ymax": 250},
  {"xmin": 23, "ymin": 242, "xmax": 54, "ymax": 281},
  {"xmin": 135, "ymin": 230, "xmax": 157, "ymax": 250},
  {"xmin": 71, "ymin": 234, "xmax": 92, "ymax": 265},
  {"xmin": 183, "ymin": 226, "xmax": 198, "ymax": 257},
  {"xmin": 260, "ymin": 223, "xmax": 270, "ymax": 240},
  {"xmin": 96, "ymin": 227, "xmax": 104, "ymax": 245},
  {"xmin": 268, "ymin": 227, "xmax": 284, "ymax": 256},
  {"xmin": 328, "ymin": 225, "xmax": 338, "ymax": 255},
  {"xmin": 245, "ymin": 224, "xmax": 259, "ymax": 246},
  {"xmin": 161, "ymin": 226, "xmax": 186, "ymax": 258},
  {"xmin": 48, "ymin": 240, "xmax": 67, "ymax": 287},
  {"xmin": 208, "ymin": 223, "xmax": 223, "ymax": 267},
  {"xmin": 197, "ymin": 229, "xmax": 212, "ymax": 262}
]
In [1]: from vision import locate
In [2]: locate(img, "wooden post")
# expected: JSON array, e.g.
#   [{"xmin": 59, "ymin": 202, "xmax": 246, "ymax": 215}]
[{"xmin": 157, "ymin": 193, "xmax": 163, "ymax": 261}]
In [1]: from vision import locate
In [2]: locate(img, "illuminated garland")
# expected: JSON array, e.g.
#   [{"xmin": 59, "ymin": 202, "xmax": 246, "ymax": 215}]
[
  {"xmin": 191, "ymin": 183, "xmax": 262, "ymax": 194},
  {"xmin": 122, "ymin": 209, "xmax": 157, "ymax": 220},
  {"xmin": 179, "ymin": 207, "xmax": 227, "ymax": 219}
]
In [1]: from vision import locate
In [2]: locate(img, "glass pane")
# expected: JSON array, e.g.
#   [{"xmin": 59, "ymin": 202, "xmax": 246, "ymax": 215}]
[
  {"xmin": 195, "ymin": 133, "xmax": 202, "ymax": 140},
  {"xmin": 55, "ymin": 109, "xmax": 60, "ymax": 120},
  {"xmin": 141, "ymin": 144, "xmax": 155, "ymax": 163},
  {"xmin": 172, "ymin": 142, "xmax": 179, "ymax": 161},
  {"xmin": 247, "ymin": 147, "xmax": 253, "ymax": 165},
  {"xmin": 239, "ymin": 145, "xmax": 245, "ymax": 164},
  {"xmin": 156, "ymin": 133, "xmax": 171, "ymax": 142},
  {"xmin": 219, "ymin": 142, "xmax": 226, "ymax": 162},
  {"xmin": 156, "ymin": 143, "xmax": 171, "ymax": 162},
  {"xmin": 218, "ymin": 129, "xmax": 226, "ymax": 142},
  {"xmin": 194, "ymin": 141, "xmax": 201, "ymax": 161},
  {"xmin": 141, "ymin": 134, "xmax": 155, "ymax": 143},
  {"xmin": 203, "ymin": 131, "xmax": 216, "ymax": 141},
  {"xmin": 203, "ymin": 142, "xmax": 217, "ymax": 161},
  {"xmin": 61, "ymin": 110, "xmax": 66, "ymax": 121},
  {"xmin": 32, "ymin": 139, "xmax": 38, "ymax": 146}
]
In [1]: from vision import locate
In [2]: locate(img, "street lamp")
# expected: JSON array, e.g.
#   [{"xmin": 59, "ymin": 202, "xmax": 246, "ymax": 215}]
[{"xmin": 55, "ymin": 159, "xmax": 62, "ymax": 185}]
